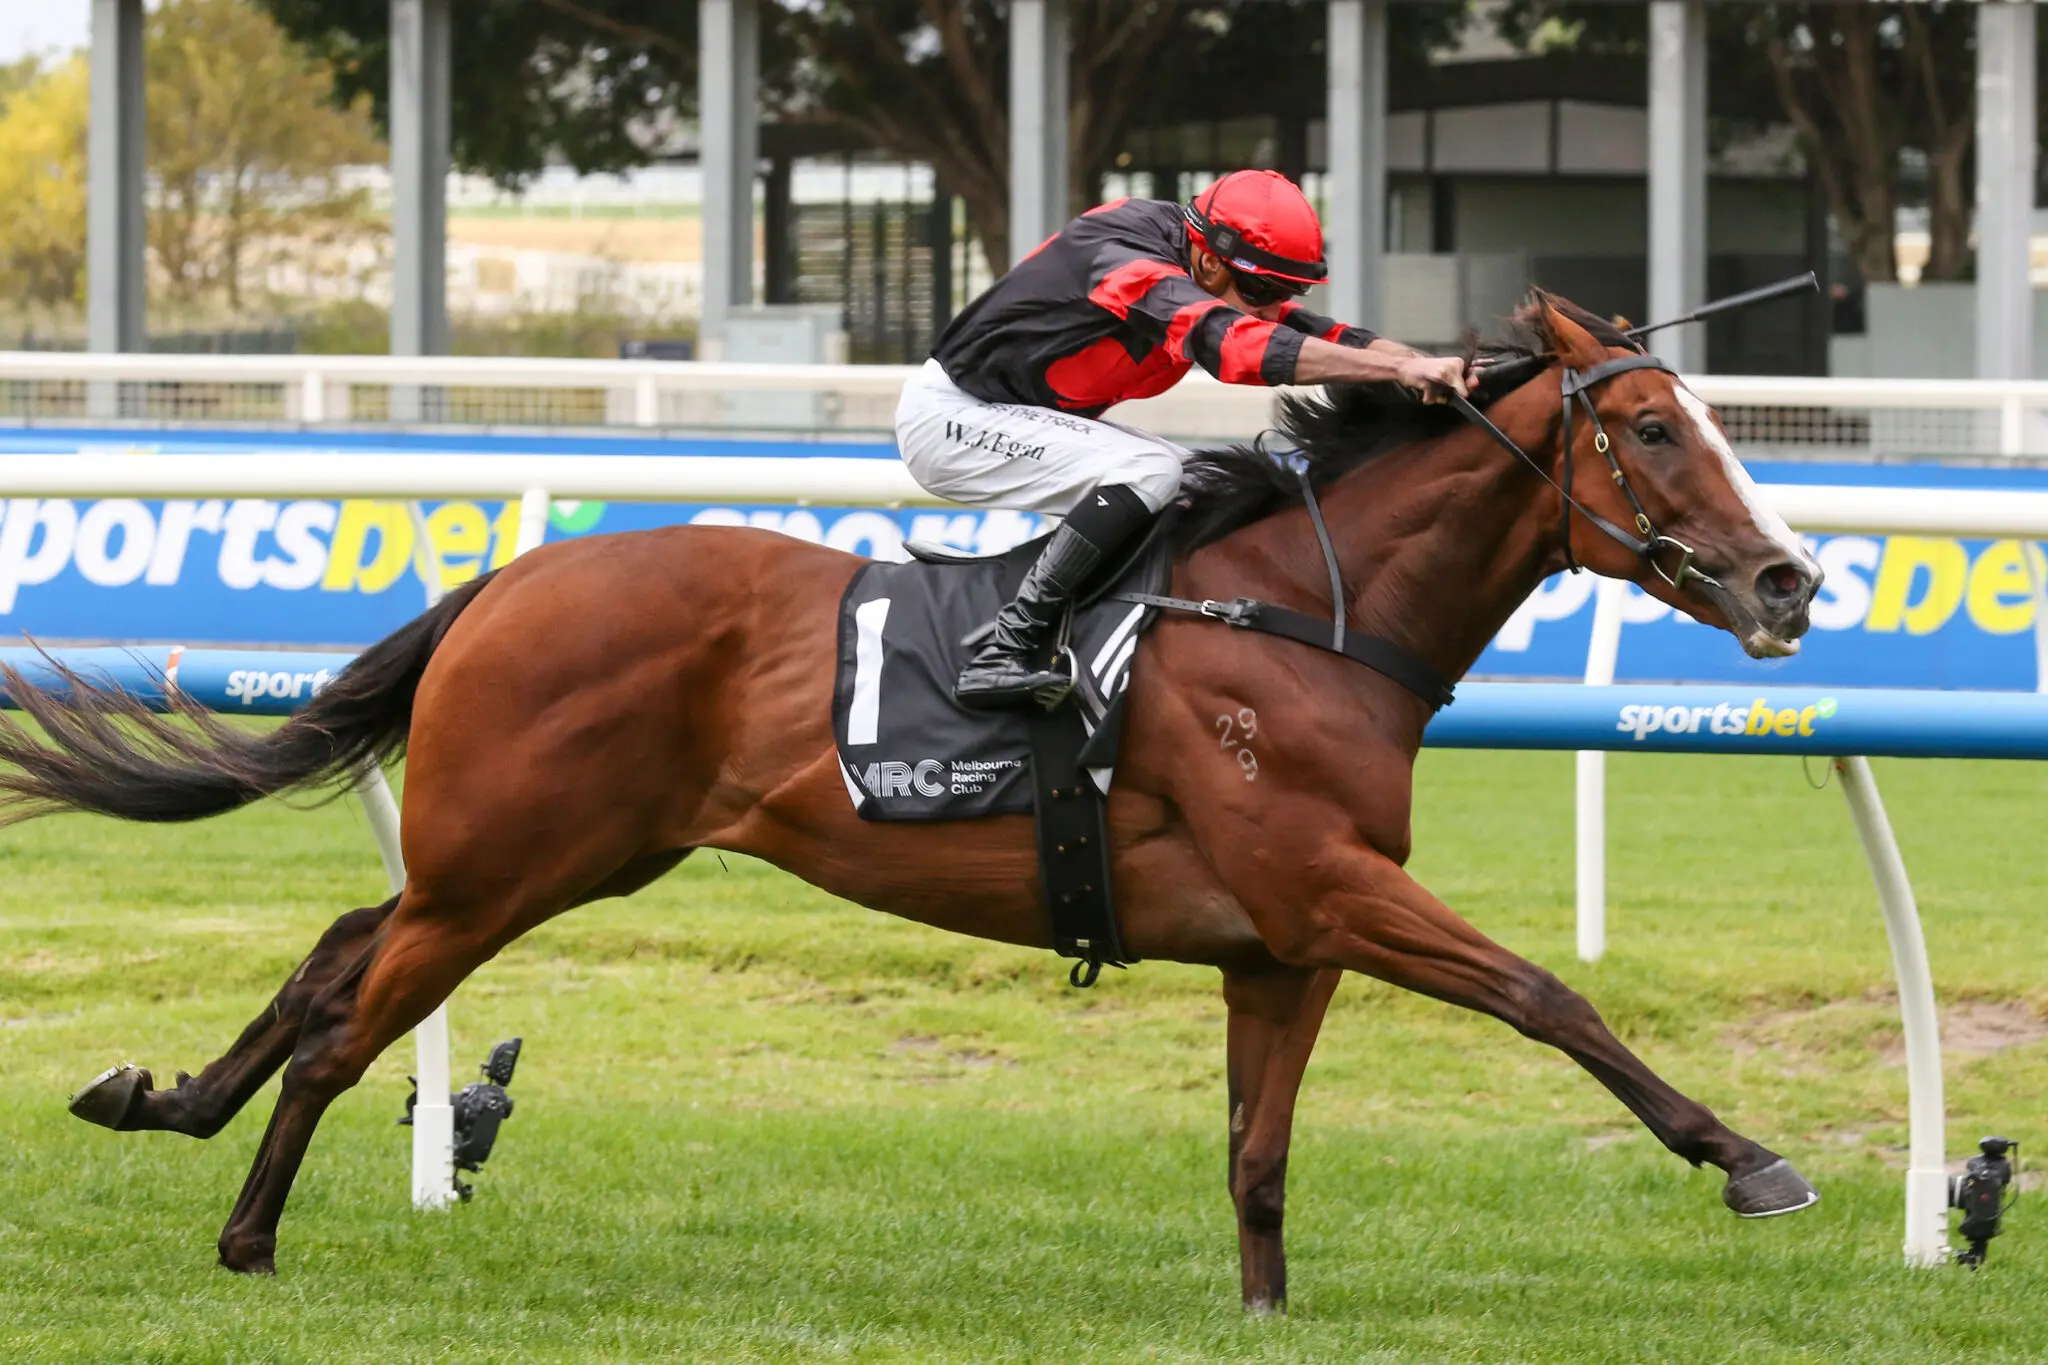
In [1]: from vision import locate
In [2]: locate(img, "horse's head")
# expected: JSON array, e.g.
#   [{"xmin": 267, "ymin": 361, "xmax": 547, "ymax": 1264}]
[{"xmin": 1523, "ymin": 294, "xmax": 1821, "ymax": 659}]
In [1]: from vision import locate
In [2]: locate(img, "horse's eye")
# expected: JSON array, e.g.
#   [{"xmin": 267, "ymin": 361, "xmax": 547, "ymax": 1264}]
[{"xmin": 1636, "ymin": 422, "xmax": 1670, "ymax": 446}]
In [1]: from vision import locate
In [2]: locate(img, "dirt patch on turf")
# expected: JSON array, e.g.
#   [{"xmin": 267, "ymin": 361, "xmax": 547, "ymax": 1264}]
[
  {"xmin": 1724, "ymin": 996, "xmax": 2048, "ymax": 1068},
  {"xmin": 891, "ymin": 1034, "xmax": 1019, "ymax": 1077},
  {"xmin": 1911, "ymin": 1000, "xmax": 2048, "ymax": 1057}
]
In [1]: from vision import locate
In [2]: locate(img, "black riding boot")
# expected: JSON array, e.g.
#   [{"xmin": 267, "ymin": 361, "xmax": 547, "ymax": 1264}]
[{"xmin": 955, "ymin": 483, "xmax": 1154, "ymax": 711}]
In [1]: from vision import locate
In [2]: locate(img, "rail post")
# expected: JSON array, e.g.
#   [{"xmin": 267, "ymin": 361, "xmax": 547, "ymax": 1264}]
[
  {"xmin": 1833, "ymin": 755, "xmax": 1950, "ymax": 1267},
  {"xmin": 1575, "ymin": 576, "xmax": 1627, "ymax": 962},
  {"xmin": 395, "ymin": 488, "xmax": 547, "ymax": 1208}
]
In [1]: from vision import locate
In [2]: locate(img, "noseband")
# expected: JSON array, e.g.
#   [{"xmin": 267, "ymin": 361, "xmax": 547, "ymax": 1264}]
[{"xmin": 1451, "ymin": 354, "xmax": 1720, "ymax": 593}]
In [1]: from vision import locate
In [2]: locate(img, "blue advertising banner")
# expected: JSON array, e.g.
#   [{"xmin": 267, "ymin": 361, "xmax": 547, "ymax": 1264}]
[{"xmin": 4, "ymin": 426, "xmax": 2047, "ymax": 690}]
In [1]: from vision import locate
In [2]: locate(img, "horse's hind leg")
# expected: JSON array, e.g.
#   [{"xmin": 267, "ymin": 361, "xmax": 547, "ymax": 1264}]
[
  {"xmin": 1222, "ymin": 963, "xmax": 1339, "ymax": 1313},
  {"xmin": 69, "ymin": 898, "xmax": 399, "ymax": 1137},
  {"xmin": 215, "ymin": 891, "xmax": 511, "ymax": 1274},
  {"xmin": 210, "ymin": 849, "xmax": 694, "ymax": 1273},
  {"xmin": 73, "ymin": 850, "xmax": 690, "ymax": 1138}
]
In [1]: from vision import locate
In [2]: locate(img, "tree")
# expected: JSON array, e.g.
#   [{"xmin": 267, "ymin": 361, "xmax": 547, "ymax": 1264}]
[
  {"xmin": 0, "ymin": 57, "xmax": 89, "ymax": 309},
  {"xmin": 146, "ymin": 0, "xmax": 386, "ymax": 309},
  {"xmin": 1746, "ymin": 3, "xmax": 1974, "ymax": 284},
  {"xmin": 775, "ymin": 2, "xmax": 1470, "ymax": 269},
  {"xmin": 1492, "ymin": 1, "xmax": 1978, "ymax": 286},
  {"xmin": 0, "ymin": 0, "xmax": 387, "ymax": 320},
  {"xmin": 264, "ymin": 1, "xmax": 1473, "ymax": 276},
  {"xmin": 774, "ymin": 2, "xmax": 1205, "ymax": 269},
  {"xmin": 0, "ymin": 54, "xmax": 43, "ymax": 114},
  {"xmin": 259, "ymin": 0, "xmax": 703, "ymax": 183}
]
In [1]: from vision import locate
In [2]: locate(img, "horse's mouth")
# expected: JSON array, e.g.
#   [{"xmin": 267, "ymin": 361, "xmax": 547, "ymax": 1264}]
[
  {"xmin": 1692, "ymin": 576, "xmax": 1807, "ymax": 659},
  {"xmin": 1740, "ymin": 627, "xmax": 1801, "ymax": 660}
]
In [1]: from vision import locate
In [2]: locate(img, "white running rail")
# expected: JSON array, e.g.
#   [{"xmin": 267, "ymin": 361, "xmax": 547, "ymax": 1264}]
[{"xmin": 8, "ymin": 352, "xmax": 2048, "ymax": 454}]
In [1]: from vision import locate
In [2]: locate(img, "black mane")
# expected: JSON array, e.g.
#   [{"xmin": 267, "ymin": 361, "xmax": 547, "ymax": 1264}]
[{"xmin": 1174, "ymin": 294, "xmax": 1640, "ymax": 549}]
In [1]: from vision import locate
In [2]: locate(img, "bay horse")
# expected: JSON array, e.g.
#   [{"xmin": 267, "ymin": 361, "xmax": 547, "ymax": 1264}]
[{"xmin": 14, "ymin": 295, "xmax": 1822, "ymax": 1306}]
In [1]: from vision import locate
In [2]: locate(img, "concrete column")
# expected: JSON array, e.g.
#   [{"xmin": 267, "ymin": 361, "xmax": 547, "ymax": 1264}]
[
  {"xmin": 762, "ymin": 156, "xmax": 795, "ymax": 305},
  {"xmin": 390, "ymin": 0, "xmax": 450, "ymax": 359},
  {"xmin": 88, "ymin": 0, "xmax": 146, "ymax": 358},
  {"xmin": 1008, "ymin": 0, "xmax": 1069, "ymax": 264},
  {"xmin": 1647, "ymin": 0, "xmax": 1707, "ymax": 372},
  {"xmin": 1977, "ymin": 0, "xmax": 2037, "ymax": 381},
  {"xmin": 700, "ymin": 0, "xmax": 760, "ymax": 355},
  {"xmin": 1326, "ymin": 0, "xmax": 1388, "ymax": 329}
]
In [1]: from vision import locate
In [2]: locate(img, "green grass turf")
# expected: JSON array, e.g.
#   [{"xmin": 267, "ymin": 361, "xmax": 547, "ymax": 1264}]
[{"xmin": 2, "ymin": 749, "xmax": 2044, "ymax": 1363}]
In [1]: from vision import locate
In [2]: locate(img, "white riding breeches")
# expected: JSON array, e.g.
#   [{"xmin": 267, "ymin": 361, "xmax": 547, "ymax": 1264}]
[{"xmin": 894, "ymin": 359, "xmax": 1187, "ymax": 516}]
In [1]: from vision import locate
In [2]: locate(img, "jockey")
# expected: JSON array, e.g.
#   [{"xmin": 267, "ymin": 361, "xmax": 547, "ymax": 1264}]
[{"xmin": 895, "ymin": 168, "xmax": 1472, "ymax": 711}]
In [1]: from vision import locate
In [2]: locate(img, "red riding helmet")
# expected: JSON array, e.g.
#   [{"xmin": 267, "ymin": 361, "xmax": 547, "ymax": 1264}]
[{"xmin": 1182, "ymin": 169, "xmax": 1328, "ymax": 287}]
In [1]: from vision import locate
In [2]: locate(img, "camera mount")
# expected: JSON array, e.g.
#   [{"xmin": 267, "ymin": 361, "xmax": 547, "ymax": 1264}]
[
  {"xmin": 1949, "ymin": 1136, "xmax": 2019, "ymax": 1268},
  {"xmin": 400, "ymin": 1037, "xmax": 523, "ymax": 1202}
]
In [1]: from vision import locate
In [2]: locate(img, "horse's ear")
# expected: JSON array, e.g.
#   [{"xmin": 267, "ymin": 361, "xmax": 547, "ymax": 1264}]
[{"xmin": 1537, "ymin": 292, "xmax": 1610, "ymax": 369}]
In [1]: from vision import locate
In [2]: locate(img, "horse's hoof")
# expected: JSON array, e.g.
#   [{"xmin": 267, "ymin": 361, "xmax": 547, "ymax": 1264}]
[
  {"xmin": 1722, "ymin": 1158, "xmax": 1819, "ymax": 1218},
  {"xmin": 68, "ymin": 1063, "xmax": 152, "ymax": 1130},
  {"xmin": 218, "ymin": 1237, "xmax": 277, "ymax": 1276},
  {"xmin": 218, "ymin": 1252, "xmax": 276, "ymax": 1276}
]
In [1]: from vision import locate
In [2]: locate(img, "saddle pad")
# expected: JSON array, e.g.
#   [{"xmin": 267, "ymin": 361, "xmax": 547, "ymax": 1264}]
[{"xmin": 831, "ymin": 534, "xmax": 1168, "ymax": 821}]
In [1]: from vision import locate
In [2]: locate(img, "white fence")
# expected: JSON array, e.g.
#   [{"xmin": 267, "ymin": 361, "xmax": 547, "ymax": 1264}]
[{"xmin": 12, "ymin": 352, "xmax": 2048, "ymax": 457}]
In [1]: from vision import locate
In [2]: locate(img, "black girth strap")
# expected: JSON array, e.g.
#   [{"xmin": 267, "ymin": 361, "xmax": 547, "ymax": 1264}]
[
  {"xmin": 1029, "ymin": 703, "xmax": 1129, "ymax": 988},
  {"xmin": 1111, "ymin": 457, "xmax": 1455, "ymax": 712},
  {"xmin": 1114, "ymin": 591, "xmax": 1455, "ymax": 711}
]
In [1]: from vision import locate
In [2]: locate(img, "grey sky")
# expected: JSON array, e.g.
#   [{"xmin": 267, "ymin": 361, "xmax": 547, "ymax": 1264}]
[{"xmin": 0, "ymin": 8, "xmax": 91, "ymax": 65}]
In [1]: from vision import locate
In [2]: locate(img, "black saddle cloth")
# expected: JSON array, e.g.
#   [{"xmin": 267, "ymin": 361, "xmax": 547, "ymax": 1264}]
[{"xmin": 831, "ymin": 531, "xmax": 1170, "ymax": 822}]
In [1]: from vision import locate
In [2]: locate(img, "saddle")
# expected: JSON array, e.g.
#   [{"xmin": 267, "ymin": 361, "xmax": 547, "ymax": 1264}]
[
  {"xmin": 830, "ymin": 474, "xmax": 1457, "ymax": 988},
  {"xmin": 831, "ymin": 523, "xmax": 1174, "ymax": 985}
]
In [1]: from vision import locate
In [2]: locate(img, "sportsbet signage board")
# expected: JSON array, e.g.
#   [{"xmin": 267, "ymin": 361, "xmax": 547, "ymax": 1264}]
[{"xmin": 3, "ymin": 429, "xmax": 2046, "ymax": 690}]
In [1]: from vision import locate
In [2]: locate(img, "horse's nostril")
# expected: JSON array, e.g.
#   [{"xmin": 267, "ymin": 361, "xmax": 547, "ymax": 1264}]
[{"xmin": 1756, "ymin": 562, "xmax": 1810, "ymax": 605}]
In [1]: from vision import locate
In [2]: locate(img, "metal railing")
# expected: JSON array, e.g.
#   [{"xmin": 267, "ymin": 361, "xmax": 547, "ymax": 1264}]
[{"xmin": 10, "ymin": 351, "xmax": 2048, "ymax": 457}]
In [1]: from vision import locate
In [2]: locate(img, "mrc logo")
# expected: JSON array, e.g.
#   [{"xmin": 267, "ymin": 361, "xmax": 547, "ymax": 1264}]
[
  {"xmin": 855, "ymin": 759, "xmax": 946, "ymax": 798},
  {"xmin": 1615, "ymin": 696, "xmax": 1840, "ymax": 742}
]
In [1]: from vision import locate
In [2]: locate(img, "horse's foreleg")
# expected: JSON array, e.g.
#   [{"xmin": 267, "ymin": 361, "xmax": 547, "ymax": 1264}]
[
  {"xmin": 1222, "ymin": 963, "xmax": 1339, "ymax": 1312},
  {"xmin": 1262, "ymin": 846, "xmax": 1815, "ymax": 1217},
  {"xmin": 69, "ymin": 898, "xmax": 398, "ymax": 1138}
]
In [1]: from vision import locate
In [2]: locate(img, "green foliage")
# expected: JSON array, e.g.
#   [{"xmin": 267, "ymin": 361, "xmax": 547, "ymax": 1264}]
[
  {"xmin": 2, "ymin": 747, "xmax": 2044, "ymax": 1360},
  {"xmin": 146, "ymin": 0, "xmax": 386, "ymax": 308},
  {"xmin": 0, "ymin": 0, "xmax": 385, "ymax": 320},
  {"xmin": 258, "ymin": 0, "xmax": 700, "ymax": 185},
  {"xmin": 260, "ymin": 2, "xmax": 1477, "ymax": 275},
  {"xmin": 0, "ymin": 57, "xmax": 88, "ymax": 309},
  {"xmin": 1493, "ymin": 2, "xmax": 1980, "ymax": 285},
  {"xmin": 0, "ymin": 53, "xmax": 42, "ymax": 114}
]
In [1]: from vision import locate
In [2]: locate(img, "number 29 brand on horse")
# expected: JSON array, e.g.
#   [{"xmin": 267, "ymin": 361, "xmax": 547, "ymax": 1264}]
[{"xmin": 20, "ymin": 171, "xmax": 1823, "ymax": 1309}]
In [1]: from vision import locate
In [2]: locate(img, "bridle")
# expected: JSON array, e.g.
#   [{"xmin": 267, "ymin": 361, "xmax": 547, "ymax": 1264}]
[{"xmin": 1447, "ymin": 353, "xmax": 1722, "ymax": 594}]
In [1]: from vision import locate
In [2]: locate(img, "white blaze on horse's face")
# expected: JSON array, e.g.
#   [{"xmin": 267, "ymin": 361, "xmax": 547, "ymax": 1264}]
[
  {"xmin": 1670, "ymin": 385, "xmax": 1797, "ymax": 553},
  {"xmin": 1669, "ymin": 381, "xmax": 1820, "ymax": 656}
]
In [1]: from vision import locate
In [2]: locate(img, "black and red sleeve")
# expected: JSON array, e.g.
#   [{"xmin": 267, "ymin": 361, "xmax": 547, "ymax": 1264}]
[
  {"xmin": 1115, "ymin": 270, "xmax": 1308, "ymax": 386},
  {"xmin": 1275, "ymin": 301, "xmax": 1378, "ymax": 349}
]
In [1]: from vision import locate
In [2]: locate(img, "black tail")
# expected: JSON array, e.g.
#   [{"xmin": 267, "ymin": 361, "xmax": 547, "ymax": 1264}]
[{"xmin": 0, "ymin": 572, "xmax": 498, "ymax": 826}]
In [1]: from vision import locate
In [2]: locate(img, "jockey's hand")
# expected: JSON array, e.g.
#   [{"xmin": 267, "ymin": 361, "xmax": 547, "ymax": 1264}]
[{"xmin": 1396, "ymin": 354, "xmax": 1470, "ymax": 404}]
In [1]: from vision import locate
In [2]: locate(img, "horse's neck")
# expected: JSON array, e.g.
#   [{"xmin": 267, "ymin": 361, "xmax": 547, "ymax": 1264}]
[{"xmin": 1329, "ymin": 425, "xmax": 1561, "ymax": 681}]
